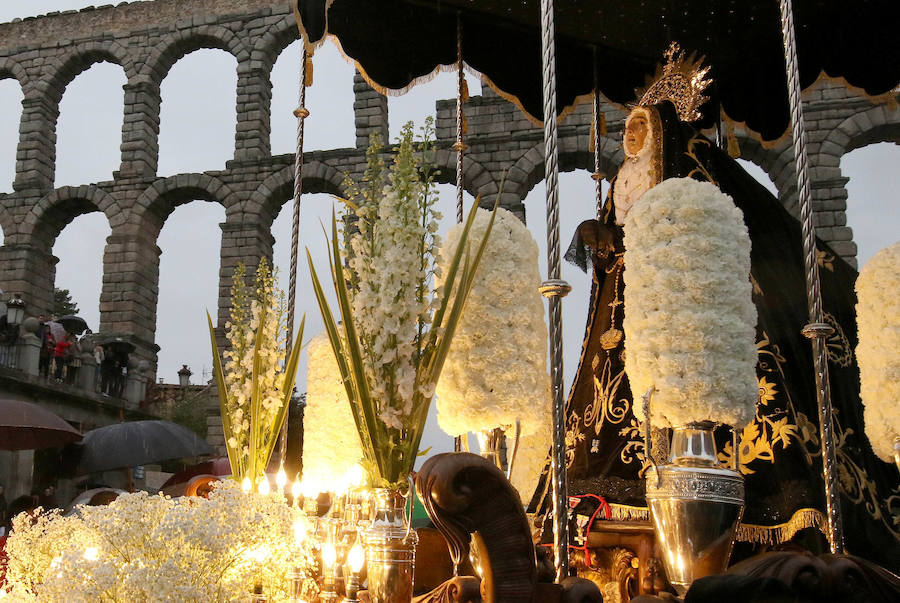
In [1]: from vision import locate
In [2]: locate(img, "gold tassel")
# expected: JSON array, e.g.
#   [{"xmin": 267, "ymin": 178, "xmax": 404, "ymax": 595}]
[
  {"xmin": 608, "ymin": 504, "xmax": 650, "ymax": 522},
  {"xmin": 734, "ymin": 508, "xmax": 825, "ymax": 545},
  {"xmin": 460, "ymin": 77, "xmax": 469, "ymax": 103},
  {"xmin": 304, "ymin": 55, "xmax": 314, "ymax": 87},
  {"xmin": 461, "ymin": 114, "xmax": 468, "ymax": 136},
  {"xmin": 589, "ymin": 119, "xmax": 596, "ymax": 153},
  {"xmin": 598, "ymin": 111, "xmax": 607, "ymax": 136},
  {"xmin": 727, "ymin": 128, "xmax": 740, "ymax": 158}
]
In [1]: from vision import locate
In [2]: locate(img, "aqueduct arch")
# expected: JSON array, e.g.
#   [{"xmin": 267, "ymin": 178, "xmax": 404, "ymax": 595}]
[{"xmin": 0, "ymin": 0, "xmax": 895, "ymax": 379}]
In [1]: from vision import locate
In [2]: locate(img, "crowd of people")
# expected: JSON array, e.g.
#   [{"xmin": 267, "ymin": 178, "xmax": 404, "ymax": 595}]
[{"xmin": 36, "ymin": 317, "xmax": 129, "ymax": 397}]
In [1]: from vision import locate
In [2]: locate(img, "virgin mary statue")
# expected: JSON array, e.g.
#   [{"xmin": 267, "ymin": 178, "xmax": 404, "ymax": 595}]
[{"xmin": 553, "ymin": 46, "xmax": 899, "ymax": 571}]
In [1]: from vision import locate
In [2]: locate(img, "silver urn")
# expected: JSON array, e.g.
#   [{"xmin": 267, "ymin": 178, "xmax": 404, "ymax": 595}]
[
  {"xmin": 645, "ymin": 421, "xmax": 745, "ymax": 595},
  {"xmin": 363, "ymin": 488, "xmax": 418, "ymax": 603}
]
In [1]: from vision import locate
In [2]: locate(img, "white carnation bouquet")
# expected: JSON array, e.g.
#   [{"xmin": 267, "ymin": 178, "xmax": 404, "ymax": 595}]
[
  {"xmin": 308, "ymin": 121, "xmax": 496, "ymax": 489},
  {"xmin": 302, "ymin": 332, "xmax": 365, "ymax": 485},
  {"xmin": 3, "ymin": 481, "xmax": 318, "ymax": 602},
  {"xmin": 623, "ymin": 177, "xmax": 757, "ymax": 428},
  {"xmin": 208, "ymin": 259, "xmax": 304, "ymax": 486},
  {"xmin": 434, "ymin": 207, "xmax": 551, "ymax": 496},
  {"xmin": 856, "ymin": 241, "xmax": 900, "ymax": 463}
]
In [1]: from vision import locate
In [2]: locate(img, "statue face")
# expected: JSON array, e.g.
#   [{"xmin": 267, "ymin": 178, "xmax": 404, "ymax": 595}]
[{"xmin": 624, "ymin": 114, "xmax": 649, "ymax": 155}]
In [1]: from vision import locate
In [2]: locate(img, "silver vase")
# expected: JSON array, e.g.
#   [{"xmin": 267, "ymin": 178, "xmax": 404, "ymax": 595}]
[
  {"xmin": 363, "ymin": 488, "xmax": 418, "ymax": 603},
  {"xmin": 645, "ymin": 421, "xmax": 745, "ymax": 595}
]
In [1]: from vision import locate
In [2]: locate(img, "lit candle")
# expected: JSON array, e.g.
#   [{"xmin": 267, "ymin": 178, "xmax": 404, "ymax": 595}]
[
  {"xmin": 343, "ymin": 543, "xmax": 366, "ymax": 602},
  {"xmin": 276, "ymin": 465, "xmax": 288, "ymax": 491},
  {"xmin": 258, "ymin": 477, "xmax": 271, "ymax": 496},
  {"xmin": 241, "ymin": 477, "xmax": 253, "ymax": 494},
  {"xmin": 83, "ymin": 547, "xmax": 99, "ymax": 561}
]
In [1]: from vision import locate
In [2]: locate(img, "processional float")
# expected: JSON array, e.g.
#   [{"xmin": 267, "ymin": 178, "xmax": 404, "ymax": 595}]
[{"xmin": 287, "ymin": 0, "xmax": 900, "ymax": 600}]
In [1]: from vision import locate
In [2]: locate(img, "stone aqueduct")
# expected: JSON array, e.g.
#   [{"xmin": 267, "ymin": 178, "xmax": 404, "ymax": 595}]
[{"xmin": 0, "ymin": 0, "xmax": 897, "ymax": 376}]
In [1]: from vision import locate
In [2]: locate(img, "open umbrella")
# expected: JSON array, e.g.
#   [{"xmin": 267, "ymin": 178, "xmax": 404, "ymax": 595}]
[
  {"xmin": 0, "ymin": 398, "xmax": 82, "ymax": 450},
  {"xmin": 159, "ymin": 457, "xmax": 232, "ymax": 491},
  {"xmin": 99, "ymin": 337, "xmax": 136, "ymax": 355},
  {"xmin": 57, "ymin": 315, "xmax": 89, "ymax": 335},
  {"xmin": 76, "ymin": 420, "xmax": 213, "ymax": 474},
  {"xmin": 296, "ymin": 0, "xmax": 900, "ymax": 141},
  {"xmin": 45, "ymin": 321, "xmax": 66, "ymax": 342}
]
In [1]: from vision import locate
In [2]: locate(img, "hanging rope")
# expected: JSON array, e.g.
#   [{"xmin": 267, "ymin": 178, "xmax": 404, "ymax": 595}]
[
  {"xmin": 281, "ymin": 45, "xmax": 310, "ymax": 465},
  {"xmin": 454, "ymin": 13, "xmax": 468, "ymax": 224},
  {"xmin": 591, "ymin": 48, "xmax": 604, "ymax": 219},
  {"xmin": 778, "ymin": 0, "xmax": 844, "ymax": 554}
]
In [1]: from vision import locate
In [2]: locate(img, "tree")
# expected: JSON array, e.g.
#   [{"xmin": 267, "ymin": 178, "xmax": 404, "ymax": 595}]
[{"xmin": 53, "ymin": 287, "xmax": 79, "ymax": 317}]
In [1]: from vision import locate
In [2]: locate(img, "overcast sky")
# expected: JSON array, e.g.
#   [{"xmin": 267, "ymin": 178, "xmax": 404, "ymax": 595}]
[{"xmin": 0, "ymin": 1, "xmax": 897, "ymax": 460}]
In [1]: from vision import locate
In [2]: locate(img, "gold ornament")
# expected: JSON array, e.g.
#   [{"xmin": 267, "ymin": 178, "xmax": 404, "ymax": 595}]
[{"xmin": 635, "ymin": 42, "xmax": 712, "ymax": 123}]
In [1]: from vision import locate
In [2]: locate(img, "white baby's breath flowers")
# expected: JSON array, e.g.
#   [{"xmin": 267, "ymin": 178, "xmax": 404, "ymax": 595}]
[
  {"xmin": 3, "ymin": 481, "xmax": 317, "ymax": 602},
  {"xmin": 435, "ymin": 207, "xmax": 552, "ymax": 440},
  {"xmin": 623, "ymin": 177, "xmax": 758, "ymax": 428},
  {"xmin": 302, "ymin": 332, "xmax": 365, "ymax": 484},
  {"xmin": 856, "ymin": 241, "xmax": 900, "ymax": 463}
]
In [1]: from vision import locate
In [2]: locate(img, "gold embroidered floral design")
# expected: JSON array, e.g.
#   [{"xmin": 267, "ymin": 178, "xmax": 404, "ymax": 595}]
[
  {"xmin": 823, "ymin": 313, "xmax": 853, "ymax": 368},
  {"xmin": 816, "ymin": 248, "xmax": 835, "ymax": 272},
  {"xmin": 566, "ymin": 411, "xmax": 586, "ymax": 468}
]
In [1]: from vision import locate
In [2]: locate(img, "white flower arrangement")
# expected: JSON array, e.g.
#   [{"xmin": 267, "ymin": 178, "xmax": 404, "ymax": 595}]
[
  {"xmin": 302, "ymin": 332, "xmax": 365, "ymax": 485},
  {"xmin": 208, "ymin": 259, "xmax": 304, "ymax": 485},
  {"xmin": 435, "ymin": 207, "xmax": 552, "ymax": 439},
  {"xmin": 3, "ymin": 481, "xmax": 317, "ymax": 602},
  {"xmin": 623, "ymin": 177, "xmax": 758, "ymax": 428},
  {"xmin": 856, "ymin": 241, "xmax": 900, "ymax": 463},
  {"xmin": 308, "ymin": 121, "xmax": 497, "ymax": 488},
  {"xmin": 508, "ymin": 430, "xmax": 551, "ymax": 503}
]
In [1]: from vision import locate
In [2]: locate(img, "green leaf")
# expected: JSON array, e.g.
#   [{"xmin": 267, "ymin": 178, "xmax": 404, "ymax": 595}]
[{"xmin": 207, "ymin": 312, "xmax": 241, "ymax": 480}]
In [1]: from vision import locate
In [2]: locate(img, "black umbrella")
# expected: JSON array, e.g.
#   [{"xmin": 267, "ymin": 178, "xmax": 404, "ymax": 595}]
[
  {"xmin": 100, "ymin": 337, "xmax": 136, "ymax": 355},
  {"xmin": 76, "ymin": 420, "xmax": 213, "ymax": 474},
  {"xmin": 296, "ymin": 0, "xmax": 900, "ymax": 141},
  {"xmin": 57, "ymin": 315, "xmax": 89, "ymax": 335}
]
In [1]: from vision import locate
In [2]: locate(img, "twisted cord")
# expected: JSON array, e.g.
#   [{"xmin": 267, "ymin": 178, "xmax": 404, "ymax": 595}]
[
  {"xmin": 779, "ymin": 0, "xmax": 843, "ymax": 554},
  {"xmin": 455, "ymin": 14, "xmax": 465, "ymax": 224},
  {"xmin": 592, "ymin": 68, "xmax": 603, "ymax": 219},
  {"xmin": 539, "ymin": 0, "xmax": 570, "ymax": 581},
  {"xmin": 281, "ymin": 46, "xmax": 309, "ymax": 464}
]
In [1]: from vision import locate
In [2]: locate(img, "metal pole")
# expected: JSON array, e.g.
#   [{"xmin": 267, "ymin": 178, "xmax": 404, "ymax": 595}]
[
  {"xmin": 538, "ymin": 0, "xmax": 571, "ymax": 581},
  {"xmin": 591, "ymin": 50, "xmax": 603, "ymax": 218},
  {"xmin": 778, "ymin": 0, "xmax": 844, "ymax": 554},
  {"xmin": 281, "ymin": 45, "xmax": 310, "ymax": 464},
  {"xmin": 453, "ymin": 15, "xmax": 467, "ymax": 455}
]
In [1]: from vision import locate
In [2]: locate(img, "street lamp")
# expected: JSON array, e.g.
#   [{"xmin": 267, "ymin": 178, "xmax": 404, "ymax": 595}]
[
  {"xmin": 6, "ymin": 294, "xmax": 25, "ymax": 326},
  {"xmin": 177, "ymin": 364, "xmax": 192, "ymax": 387}
]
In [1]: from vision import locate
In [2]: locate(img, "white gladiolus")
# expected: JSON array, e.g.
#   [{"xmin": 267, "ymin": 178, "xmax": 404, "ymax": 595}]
[
  {"xmin": 302, "ymin": 333, "xmax": 365, "ymax": 485},
  {"xmin": 856, "ymin": 241, "xmax": 900, "ymax": 463},
  {"xmin": 623, "ymin": 177, "xmax": 758, "ymax": 428},
  {"xmin": 435, "ymin": 207, "xmax": 552, "ymax": 439}
]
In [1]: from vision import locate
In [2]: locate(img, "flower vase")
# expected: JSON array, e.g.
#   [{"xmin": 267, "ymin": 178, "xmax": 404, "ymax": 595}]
[
  {"xmin": 363, "ymin": 488, "xmax": 418, "ymax": 603},
  {"xmin": 645, "ymin": 421, "xmax": 745, "ymax": 595}
]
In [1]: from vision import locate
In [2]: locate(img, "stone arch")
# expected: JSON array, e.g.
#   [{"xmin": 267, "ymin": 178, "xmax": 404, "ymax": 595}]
[
  {"xmin": 142, "ymin": 26, "xmax": 249, "ymax": 84},
  {"xmin": 41, "ymin": 40, "xmax": 136, "ymax": 106},
  {"xmin": 19, "ymin": 185, "xmax": 117, "ymax": 250},
  {"xmin": 252, "ymin": 161, "xmax": 347, "ymax": 229},
  {"xmin": 133, "ymin": 173, "xmax": 239, "ymax": 241},
  {"xmin": 824, "ymin": 104, "xmax": 900, "ymax": 160},
  {"xmin": 0, "ymin": 57, "xmax": 30, "ymax": 92},
  {"xmin": 507, "ymin": 138, "xmax": 621, "ymax": 201},
  {"xmin": 732, "ymin": 134, "xmax": 787, "ymax": 190},
  {"xmin": 431, "ymin": 150, "xmax": 497, "ymax": 199},
  {"xmin": 250, "ymin": 13, "xmax": 301, "ymax": 74}
]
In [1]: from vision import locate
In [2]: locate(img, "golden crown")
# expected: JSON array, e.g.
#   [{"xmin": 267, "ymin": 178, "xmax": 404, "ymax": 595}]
[{"xmin": 635, "ymin": 42, "xmax": 712, "ymax": 123}]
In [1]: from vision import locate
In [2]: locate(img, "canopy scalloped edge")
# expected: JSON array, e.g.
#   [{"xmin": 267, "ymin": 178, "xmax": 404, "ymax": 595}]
[{"xmin": 293, "ymin": 3, "xmax": 600, "ymax": 130}]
